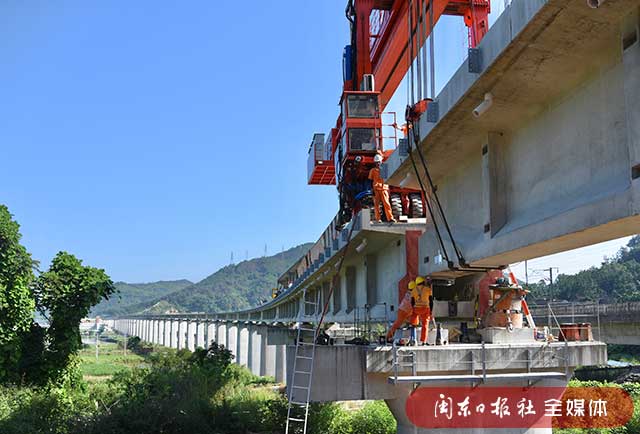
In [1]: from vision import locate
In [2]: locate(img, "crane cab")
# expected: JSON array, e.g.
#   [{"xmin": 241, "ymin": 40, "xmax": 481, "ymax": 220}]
[{"xmin": 337, "ymin": 91, "xmax": 383, "ymax": 166}]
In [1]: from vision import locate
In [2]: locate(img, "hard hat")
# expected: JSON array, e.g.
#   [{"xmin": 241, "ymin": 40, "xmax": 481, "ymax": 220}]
[
  {"xmin": 408, "ymin": 281, "xmax": 417, "ymax": 290},
  {"xmin": 415, "ymin": 276, "xmax": 426, "ymax": 285},
  {"xmin": 374, "ymin": 154, "xmax": 383, "ymax": 163}
]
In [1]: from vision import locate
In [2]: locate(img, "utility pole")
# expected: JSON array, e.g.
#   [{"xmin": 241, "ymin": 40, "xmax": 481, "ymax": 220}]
[
  {"xmin": 540, "ymin": 267, "xmax": 559, "ymax": 301},
  {"xmin": 525, "ymin": 260, "xmax": 528, "ymax": 285}
]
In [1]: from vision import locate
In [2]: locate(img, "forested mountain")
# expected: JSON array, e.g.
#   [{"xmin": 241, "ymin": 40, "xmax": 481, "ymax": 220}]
[
  {"xmin": 92, "ymin": 280, "xmax": 193, "ymax": 317},
  {"xmin": 95, "ymin": 243, "xmax": 312, "ymax": 316},
  {"xmin": 527, "ymin": 235, "xmax": 640, "ymax": 303}
]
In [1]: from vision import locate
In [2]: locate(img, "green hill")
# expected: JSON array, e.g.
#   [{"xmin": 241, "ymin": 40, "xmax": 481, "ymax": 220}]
[
  {"xmin": 97, "ymin": 243, "xmax": 312, "ymax": 317},
  {"xmin": 92, "ymin": 279, "xmax": 193, "ymax": 317}
]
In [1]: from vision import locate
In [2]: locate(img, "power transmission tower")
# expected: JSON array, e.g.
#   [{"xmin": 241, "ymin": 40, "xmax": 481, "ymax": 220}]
[
  {"xmin": 245, "ymin": 250, "xmax": 248, "ymax": 261},
  {"xmin": 230, "ymin": 251, "xmax": 234, "ymax": 265},
  {"xmin": 264, "ymin": 244, "xmax": 267, "ymax": 257}
]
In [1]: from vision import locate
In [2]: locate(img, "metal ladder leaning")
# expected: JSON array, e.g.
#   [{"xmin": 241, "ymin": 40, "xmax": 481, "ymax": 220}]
[{"xmin": 285, "ymin": 288, "xmax": 319, "ymax": 434}]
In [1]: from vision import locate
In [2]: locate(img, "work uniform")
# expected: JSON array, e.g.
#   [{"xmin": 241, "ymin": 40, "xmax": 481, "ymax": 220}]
[
  {"xmin": 410, "ymin": 283, "xmax": 433, "ymax": 343},
  {"xmin": 368, "ymin": 166, "xmax": 395, "ymax": 222},
  {"xmin": 386, "ymin": 289, "xmax": 414, "ymax": 341}
]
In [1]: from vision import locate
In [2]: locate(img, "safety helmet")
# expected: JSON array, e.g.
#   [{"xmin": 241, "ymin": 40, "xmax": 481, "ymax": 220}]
[
  {"xmin": 415, "ymin": 276, "xmax": 426, "ymax": 286},
  {"xmin": 408, "ymin": 281, "xmax": 417, "ymax": 290},
  {"xmin": 374, "ymin": 154, "xmax": 383, "ymax": 163}
]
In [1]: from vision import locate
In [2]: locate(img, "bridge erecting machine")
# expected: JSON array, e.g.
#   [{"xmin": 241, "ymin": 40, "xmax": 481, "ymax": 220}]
[{"xmin": 307, "ymin": 0, "xmax": 490, "ymax": 228}]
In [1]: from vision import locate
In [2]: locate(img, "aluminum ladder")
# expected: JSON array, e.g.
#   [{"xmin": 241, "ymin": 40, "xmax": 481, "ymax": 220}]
[{"xmin": 285, "ymin": 288, "xmax": 319, "ymax": 434}]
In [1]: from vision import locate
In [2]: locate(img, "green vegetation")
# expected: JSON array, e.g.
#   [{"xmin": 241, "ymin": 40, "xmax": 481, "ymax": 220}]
[
  {"xmin": 607, "ymin": 345, "xmax": 640, "ymax": 365},
  {"xmin": 95, "ymin": 243, "xmax": 313, "ymax": 316},
  {"xmin": 161, "ymin": 243, "xmax": 313, "ymax": 312},
  {"xmin": 0, "ymin": 340, "xmax": 397, "ymax": 434},
  {"xmin": 528, "ymin": 236, "xmax": 640, "ymax": 303},
  {"xmin": 92, "ymin": 280, "xmax": 193, "ymax": 317},
  {"xmin": 0, "ymin": 205, "xmax": 115, "ymax": 386},
  {"xmin": 0, "ymin": 205, "xmax": 37, "ymax": 384},
  {"xmin": 78, "ymin": 341, "xmax": 143, "ymax": 380}
]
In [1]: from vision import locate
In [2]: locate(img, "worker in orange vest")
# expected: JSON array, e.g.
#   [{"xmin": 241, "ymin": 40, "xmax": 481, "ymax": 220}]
[
  {"xmin": 369, "ymin": 153, "xmax": 396, "ymax": 223},
  {"xmin": 386, "ymin": 280, "xmax": 417, "ymax": 342},
  {"xmin": 411, "ymin": 276, "xmax": 433, "ymax": 345}
]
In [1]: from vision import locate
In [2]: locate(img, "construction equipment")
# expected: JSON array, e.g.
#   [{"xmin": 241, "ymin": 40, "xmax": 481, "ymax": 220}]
[{"xmin": 307, "ymin": 0, "xmax": 490, "ymax": 228}]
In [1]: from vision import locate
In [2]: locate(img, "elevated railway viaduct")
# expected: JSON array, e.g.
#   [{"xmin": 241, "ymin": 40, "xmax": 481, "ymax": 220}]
[{"xmin": 115, "ymin": 0, "xmax": 640, "ymax": 431}]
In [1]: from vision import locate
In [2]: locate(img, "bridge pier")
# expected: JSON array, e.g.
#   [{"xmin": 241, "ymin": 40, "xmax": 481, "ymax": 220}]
[
  {"xmin": 275, "ymin": 343, "xmax": 286, "ymax": 383},
  {"xmin": 162, "ymin": 320, "xmax": 167, "ymax": 346},
  {"xmin": 260, "ymin": 327, "xmax": 275, "ymax": 378},
  {"xmin": 237, "ymin": 325, "xmax": 249, "ymax": 367},
  {"xmin": 178, "ymin": 320, "xmax": 186, "ymax": 350},
  {"xmin": 217, "ymin": 322, "xmax": 227, "ymax": 348},
  {"xmin": 203, "ymin": 320, "xmax": 210, "ymax": 348},
  {"xmin": 153, "ymin": 319, "xmax": 159, "ymax": 344},
  {"xmin": 227, "ymin": 323, "xmax": 238, "ymax": 360},
  {"xmin": 194, "ymin": 320, "xmax": 201, "ymax": 349},
  {"xmin": 184, "ymin": 320, "xmax": 195, "ymax": 351},
  {"xmin": 248, "ymin": 324, "xmax": 262, "ymax": 376}
]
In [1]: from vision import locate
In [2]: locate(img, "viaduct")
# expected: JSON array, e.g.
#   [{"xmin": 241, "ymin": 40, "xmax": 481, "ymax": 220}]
[{"xmin": 115, "ymin": 0, "xmax": 640, "ymax": 432}]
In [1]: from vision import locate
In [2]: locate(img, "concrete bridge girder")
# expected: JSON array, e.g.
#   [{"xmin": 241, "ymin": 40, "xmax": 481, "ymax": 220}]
[{"xmin": 384, "ymin": 0, "xmax": 640, "ymax": 277}]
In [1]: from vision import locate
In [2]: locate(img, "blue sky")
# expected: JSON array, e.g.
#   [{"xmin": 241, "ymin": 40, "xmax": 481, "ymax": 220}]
[{"xmin": 1, "ymin": 1, "xmax": 629, "ymax": 283}]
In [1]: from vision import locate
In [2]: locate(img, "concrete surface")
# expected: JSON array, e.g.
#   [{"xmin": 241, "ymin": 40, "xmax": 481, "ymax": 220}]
[{"xmin": 383, "ymin": 0, "xmax": 640, "ymax": 277}]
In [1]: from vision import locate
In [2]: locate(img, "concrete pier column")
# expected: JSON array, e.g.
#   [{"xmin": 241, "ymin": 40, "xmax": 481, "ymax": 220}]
[
  {"xmin": 193, "ymin": 321, "xmax": 200, "ymax": 350},
  {"xmin": 185, "ymin": 321, "xmax": 192, "ymax": 351},
  {"xmin": 197, "ymin": 321, "xmax": 205, "ymax": 349},
  {"xmin": 162, "ymin": 320, "xmax": 167, "ymax": 346},
  {"xmin": 275, "ymin": 344, "xmax": 286, "ymax": 384},
  {"xmin": 237, "ymin": 325, "xmax": 249, "ymax": 367},
  {"xmin": 203, "ymin": 321, "xmax": 209, "ymax": 349},
  {"xmin": 248, "ymin": 325, "xmax": 262, "ymax": 376},
  {"xmin": 177, "ymin": 320, "xmax": 184, "ymax": 350},
  {"xmin": 152, "ymin": 320, "xmax": 158, "ymax": 344},
  {"xmin": 169, "ymin": 320, "xmax": 174, "ymax": 348},
  {"xmin": 209, "ymin": 322, "xmax": 220, "ymax": 345},
  {"xmin": 261, "ymin": 327, "xmax": 276, "ymax": 378},
  {"xmin": 226, "ymin": 323, "xmax": 238, "ymax": 360},
  {"xmin": 217, "ymin": 322, "xmax": 227, "ymax": 348}
]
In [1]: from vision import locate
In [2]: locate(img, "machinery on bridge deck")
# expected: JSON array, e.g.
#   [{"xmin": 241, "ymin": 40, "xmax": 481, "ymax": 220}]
[{"xmin": 307, "ymin": 0, "xmax": 490, "ymax": 228}]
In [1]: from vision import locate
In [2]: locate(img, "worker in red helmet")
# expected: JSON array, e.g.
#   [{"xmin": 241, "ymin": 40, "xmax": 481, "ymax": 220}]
[
  {"xmin": 411, "ymin": 276, "xmax": 434, "ymax": 345},
  {"xmin": 369, "ymin": 153, "xmax": 396, "ymax": 223}
]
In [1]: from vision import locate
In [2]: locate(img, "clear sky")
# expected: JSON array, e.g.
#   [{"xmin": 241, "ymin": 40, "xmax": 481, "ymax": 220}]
[{"xmin": 1, "ymin": 1, "xmax": 630, "ymax": 283}]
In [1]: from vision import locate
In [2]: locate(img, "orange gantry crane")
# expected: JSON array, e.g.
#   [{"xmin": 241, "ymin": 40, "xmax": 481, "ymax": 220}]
[{"xmin": 307, "ymin": 0, "xmax": 490, "ymax": 228}]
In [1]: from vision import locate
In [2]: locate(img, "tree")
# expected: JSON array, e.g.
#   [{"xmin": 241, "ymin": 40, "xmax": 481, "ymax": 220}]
[
  {"xmin": 0, "ymin": 205, "xmax": 36, "ymax": 383},
  {"xmin": 32, "ymin": 252, "xmax": 116, "ymax": 383}
]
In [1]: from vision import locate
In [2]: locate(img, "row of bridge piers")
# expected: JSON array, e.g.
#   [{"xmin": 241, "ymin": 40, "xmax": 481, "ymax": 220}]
[{"xmin": 114, "ymin": 318, "xmax": 288, "ymax": 383}]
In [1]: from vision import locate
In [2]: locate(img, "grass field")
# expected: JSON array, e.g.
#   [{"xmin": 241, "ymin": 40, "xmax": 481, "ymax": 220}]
[{"xmin": 79, "ymin": 339, "xmax": 144, "ymax": 381}]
